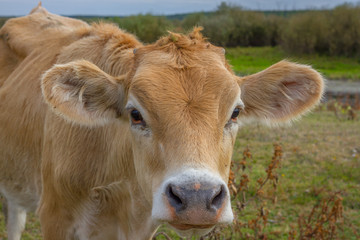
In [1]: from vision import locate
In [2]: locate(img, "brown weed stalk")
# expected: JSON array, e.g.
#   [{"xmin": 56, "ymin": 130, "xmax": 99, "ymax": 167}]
[
  {"xmin": 296, "ymin": 192, "xmax": 344, "ymax": 240},
  {"xmin": 206, "ymin": 144, "xmax": 283, "ymax": 239}
]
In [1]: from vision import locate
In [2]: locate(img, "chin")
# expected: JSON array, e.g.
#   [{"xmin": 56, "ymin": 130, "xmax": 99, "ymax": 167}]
[{"xmin": 168, "ymin": 223, "xmax": 215, "ymax": 238}]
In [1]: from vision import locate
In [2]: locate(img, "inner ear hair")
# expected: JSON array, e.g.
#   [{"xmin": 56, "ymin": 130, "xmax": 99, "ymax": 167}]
[{"xmin": 41, "ymin": 60, "xmax": 127, "ymax": 125}]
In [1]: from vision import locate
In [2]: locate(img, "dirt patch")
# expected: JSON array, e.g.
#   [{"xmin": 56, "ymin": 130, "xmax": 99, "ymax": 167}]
[
  {"xmin": 325, "ymin": 80, "xmax": 360, "ymax": 108},
  {"xmin": 326, "ymin": 80, "xmax": 360, "ymax": 94}
]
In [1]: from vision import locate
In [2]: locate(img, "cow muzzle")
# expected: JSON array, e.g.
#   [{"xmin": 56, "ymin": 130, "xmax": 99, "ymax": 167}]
[{"xmin": 151, "ymin": 169, "xmax": 233, "ymax": 237}]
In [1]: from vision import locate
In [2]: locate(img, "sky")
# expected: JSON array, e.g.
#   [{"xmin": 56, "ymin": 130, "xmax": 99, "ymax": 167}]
[{"xmin": 0, "ymin": 0, "xmax": 359, "ymax": 16}]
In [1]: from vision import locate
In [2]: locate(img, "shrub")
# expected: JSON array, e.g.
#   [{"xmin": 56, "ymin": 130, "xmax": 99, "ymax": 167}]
[
  {"xmin": 181, "ymin": 12, "xmax": 207, "ymax": 31},
  {"xmin": 266, "ymin": 15, "xmax": 285, "ymax": 46},
  {"xmin": 0, "ymin": 18, "xmax": 8, "ymax": 28},
  {"xmin": 327, "ymin": 4, "xmax": 360, "ymax": 57},
  {"xmin": 280, "ymin": 3, "xmax": 360, "ymax": 57},
  {"xmin": 280, "ymin": 11, "xmax": 330, "ymax": 54},
  {"xmin": 200, "ymin": 14, "xmax": 235, "ymax": 47},
  {"xmin": 226, "ymin": 10, "xmax": 270, "ymax": 47},
  {"xmin": 109, "ymin": 15, "xmax": 174, "ymax": 43},
  {"xmin": 199, "ymin": 4, "xmax": 277, "ymax": 47}
]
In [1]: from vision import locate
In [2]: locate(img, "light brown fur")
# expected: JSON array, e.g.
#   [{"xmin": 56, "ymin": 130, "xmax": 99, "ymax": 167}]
[{"xmin": 0, "ymin": 4, "xmax": 324, "ymax": 240}]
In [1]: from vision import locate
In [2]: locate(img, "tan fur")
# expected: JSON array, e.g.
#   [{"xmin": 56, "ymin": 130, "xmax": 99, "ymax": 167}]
[
  {"xmin": 42, "ymin": 60, "xmax": 126, "ymax": 125},
  {"xmin": 238, "ymin": 60, "xmax": 325, "ymax": 122},
  {"xmin": 0, "ymin": 5, "xmax": 324, "ymax": 240}
]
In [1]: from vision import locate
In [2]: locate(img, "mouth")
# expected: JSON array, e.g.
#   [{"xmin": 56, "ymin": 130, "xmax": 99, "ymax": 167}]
[
  {"xmin": 167, "ymin": 222, "xmax": 215, "ymax": 238},
  {"xmin": 169, "ymin": 222, "xmax": 215, "ymax": 231}
]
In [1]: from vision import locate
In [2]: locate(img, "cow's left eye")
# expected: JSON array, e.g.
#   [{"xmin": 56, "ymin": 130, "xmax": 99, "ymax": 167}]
[
  {"xmin": 230, "ymin": 107, "xmax": 241, "ymax": 122},
  {"xmin": 130, "ymin": 109, "xmax": 146, "ymax": 126}
]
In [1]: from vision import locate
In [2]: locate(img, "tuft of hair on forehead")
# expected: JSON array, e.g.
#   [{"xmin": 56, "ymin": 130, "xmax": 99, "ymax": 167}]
[
  {"xmin": 132, "ymin": 27, "xmax": 230, "ymax": 71},
  {"xmin": 155, "ymin": 27, "xmax": 209, "ymax": 50}
]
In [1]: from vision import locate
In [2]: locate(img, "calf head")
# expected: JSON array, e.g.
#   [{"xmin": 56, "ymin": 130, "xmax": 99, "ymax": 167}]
[{"xmin": 41, "ymin": 29, "xmax": 324, "ymax": 237}]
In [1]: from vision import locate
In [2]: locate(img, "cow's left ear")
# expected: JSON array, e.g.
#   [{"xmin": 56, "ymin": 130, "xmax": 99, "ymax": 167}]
[
  {"xmin": 238, "ymin": 60, "xmax": 325, "ymax": 122},
  {"xmin": 41, "ymin": 60, "xmax": 126, "ymax": 125}
]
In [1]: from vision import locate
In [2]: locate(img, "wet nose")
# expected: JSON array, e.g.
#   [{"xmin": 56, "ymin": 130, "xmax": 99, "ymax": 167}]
[{"xmin": 165, "ymin": 181, "xmax": 227, "ymax": 222}]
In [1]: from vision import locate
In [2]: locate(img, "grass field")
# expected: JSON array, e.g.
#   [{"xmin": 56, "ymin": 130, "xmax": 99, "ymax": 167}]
[
  {"xmin": 226, "ymin": 47, "xmax": 360, "ymax": 81},
  {"xmin": 1, "ymin": 109, "xmax": 359, "ymax": 239}
]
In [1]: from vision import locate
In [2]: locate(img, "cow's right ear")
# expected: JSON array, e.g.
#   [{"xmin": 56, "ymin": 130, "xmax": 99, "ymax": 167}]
[{"xmin": 41, "ymin": 60, "xmax": 126, "ymax": 125}]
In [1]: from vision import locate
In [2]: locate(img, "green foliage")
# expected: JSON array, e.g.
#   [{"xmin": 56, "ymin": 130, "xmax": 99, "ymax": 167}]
[
  {"xmin": 199, "ymin": 14, "xmax": 234, "ymax": 46},
  {"xmin": 281, "ymin": 11, "xmax": 330, "ymax": 54},
  {"xmin": 327, "ymin": 4, "xmax": 360, "ymax": 56},
  {"xmin": 218, "ymin": 9, "xmax": 271, "ymax": 47},
  {"xmin": 187, "ymin": 3, "xmax": 282, "ymax": 48},
  {"xmin": 107, "ymin": 15, "xmax": 174, "ymax": 43},
  {"xmin": 181, "ymin": 12, "xmax": 206, "ymax": 30},
  {"xmin": 0, "ymin": 18, "xmax": 8, "ymax": 28},
  {"xmin": 280, "ymin": 4, "xmax": 360, "ymax": 57}
]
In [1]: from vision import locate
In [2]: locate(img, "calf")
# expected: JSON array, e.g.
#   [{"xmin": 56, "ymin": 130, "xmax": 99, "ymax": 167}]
[{"xmin": 0, "ymin": 4, "xmax": 324, "ymax": 240}]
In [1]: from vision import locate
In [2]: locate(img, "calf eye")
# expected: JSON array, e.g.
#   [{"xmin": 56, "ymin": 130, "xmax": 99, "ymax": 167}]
[
  {"xmin": 231, "ymin": 107, "xmax": 241, "ymax": 122},
  {"xmin": 130, "ymin": 109, "xmax": 145, "ymax": 125}
]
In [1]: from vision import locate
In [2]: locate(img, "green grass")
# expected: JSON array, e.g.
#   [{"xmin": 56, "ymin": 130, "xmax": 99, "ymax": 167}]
[
  {"xmin": 226, "ymin": 46, "xmax": 360, "ymax": 80},
  {"xmin": 1, "ymin": 110, "xmax": 360, "ymax": 239}
]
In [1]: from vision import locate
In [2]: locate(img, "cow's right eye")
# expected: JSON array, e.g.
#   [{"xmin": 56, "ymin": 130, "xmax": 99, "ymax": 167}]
[{"xmin": 130, "ymin": 109, "xmax": 145, "ymax": 126}]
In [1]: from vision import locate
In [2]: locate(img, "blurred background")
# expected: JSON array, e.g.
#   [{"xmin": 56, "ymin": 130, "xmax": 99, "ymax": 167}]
[{"xmin": 0, "ymin": 1, "xmax": 359, "ymax": 239}]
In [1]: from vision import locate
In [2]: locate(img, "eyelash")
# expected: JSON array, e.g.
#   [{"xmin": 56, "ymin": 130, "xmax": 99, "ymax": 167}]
[
  {"xmin": 130, "ymin": 109, "xmax": 146, "ymax": 126},
  {"xmin": 225, "ymin": 106, "xmax": 242, "ymax": 129},
  {"xmin": 230, "ymin": 107, "xmax": 241, "ymax": 122}
]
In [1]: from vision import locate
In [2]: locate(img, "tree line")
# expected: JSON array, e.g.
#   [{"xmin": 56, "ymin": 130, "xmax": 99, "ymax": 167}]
[
  {"xmin": 1, "ymin": 3, "xmax": 359, "ymax": 57},
  {"xmin": 104, "ymin": 2, "xmax": 360, "ymax": 57}
]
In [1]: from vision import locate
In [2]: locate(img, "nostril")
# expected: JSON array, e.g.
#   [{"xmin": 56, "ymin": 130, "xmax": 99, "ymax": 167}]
[
  {"xmin": 166, "ymin": 184, "xmax": 185, "ymax": 211},
  {"xmin": 210, "ymin": 185, "xmax": 226, "ymax": 210},
  {"xmin": 168, "ymin": 186, "xmax": 182, "ymax": 205}
]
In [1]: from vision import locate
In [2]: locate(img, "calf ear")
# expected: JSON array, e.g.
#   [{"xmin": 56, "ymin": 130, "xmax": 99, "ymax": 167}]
[
  {"xmin": 41, "ymin": 60, "xmax": 126, "ymax": 125},
  {"xmin": 238, "ymin": 60, "xmax": 325, "ymax": 123}
]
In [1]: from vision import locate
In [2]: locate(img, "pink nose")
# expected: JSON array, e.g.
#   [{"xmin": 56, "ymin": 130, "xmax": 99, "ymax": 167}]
[{"xmin": 165, "ymin": 181, "xmax": 227, "ymax": 226}]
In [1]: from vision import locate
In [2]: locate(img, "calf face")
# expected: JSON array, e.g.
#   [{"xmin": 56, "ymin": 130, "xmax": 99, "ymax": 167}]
[
  {"xmin": 127, "ymin": 44, "xmax": 240, "ymax": 236},
  {"xmin": 41, "ymin": 30, "xmax": 324, "ymax": 237}
]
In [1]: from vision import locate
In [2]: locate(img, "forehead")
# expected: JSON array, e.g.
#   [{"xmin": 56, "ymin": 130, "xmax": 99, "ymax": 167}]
[
  {"xmin": 129, "ymin": 50, "xmax": 239, "ymax": 122},
  {"xmin": 135, "ymin": 47, "xmax": 227, "ymax": 69},
  {"xmin": 131, "ymin": 48, "xmax": 237, "ymax": 90}
]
